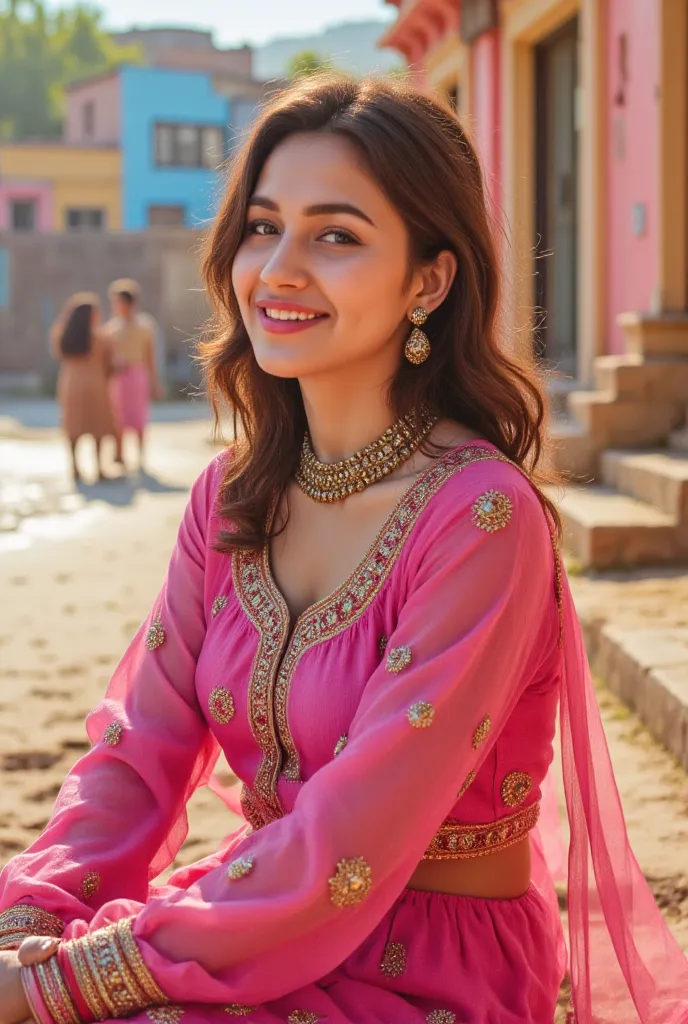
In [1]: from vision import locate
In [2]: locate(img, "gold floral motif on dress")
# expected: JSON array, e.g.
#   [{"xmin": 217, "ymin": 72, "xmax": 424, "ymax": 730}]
[
  {"xmin": 212, "ymin": 595, "xmax": 228, "ymax": 618},
  {"xmin": 380, "ymin": 941, "xmax": 407, "ymax": 977},
  {"xmin": 224, "ymin": 1006, "xmax": 257, "ymax": 1016},
  {"xmin": 227, "ymin": 856, "xmax": 254, "ymax": 881},
  {"xmin": 501, "ymin": 771, "xmax": 532, "ymax": 808},
  {"xmin": 208, "ymin": 687, "xmax": 235, "ymax": 725},
  {"xmin": 423, "ymin": 803, "xmax": 540, "ymax": 860},
  {"xmin": 145, "ymin": 616, "xmax": 165, "ymax": 651},
  {"xmin": 287, "ymin": 1012, "xmax": 319, "ymax": 1024},
  {"xmin": 471, "ymin": 490, "xmax": 513, "ymax": 533},
  {"xmin": 334, "ymin": 735, "xmax": 348, "ymax": 757},
  {"xmin": 328, "ymin": 857, "xmax": 372, "ymax": 908},
  {"xmin": 426, "ymin": 1012, "xmax": 457, "ymax": 1024},
  {"xmin": 103, "ymin": 722, "xmax": 123, "ymax": 747},
  {"xmin": 63, "ymin": 916, "xmax": 169, "ymax": 1018},
  {"xmin": 378, "ymin": 635, "xmax": 388, "ymax": 656},
  {"xmin": 407, "ymin": 700, "xmax": 434, "ymax": 728},
  {"xmin": 458, "ymin": 770, "xmax": 476, "ymax": 798},
  {"xmin": 147, "ymin": 1010, "xmax": 184, "ymax": 1024},
  {"xmin": 386, "ymin": 645, "xmax": 412, "ymax": 674},
  {"xmin": 80, "ymin": 870, "xmax": 100, "ymax": 901},
  {"xmin": 472, "ymin": 715, "xmax": 491, "ymax": 749},
  {"xmin": 235, "ymin": 447, "xmax": 509, "ymax": 818},
  {"xmin": 0, "ymin": 904, "xmax": 64, "ymax": 951}
]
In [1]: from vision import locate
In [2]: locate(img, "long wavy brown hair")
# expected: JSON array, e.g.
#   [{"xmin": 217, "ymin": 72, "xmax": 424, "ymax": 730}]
[{"xmin": 200, "ymin": 74, "xmax": 559, "ymax": 552}]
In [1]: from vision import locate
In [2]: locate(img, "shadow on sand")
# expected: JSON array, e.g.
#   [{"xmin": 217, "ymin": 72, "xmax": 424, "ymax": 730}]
[{"xmin": 76, "ymin": 469, "xmax": 187, "ymax": 509}]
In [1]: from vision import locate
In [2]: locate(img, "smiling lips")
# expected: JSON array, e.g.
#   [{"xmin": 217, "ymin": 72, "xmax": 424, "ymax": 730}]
[{"xmin": 257, "ymin": 301, "xmax": 329, "ymax": 335}]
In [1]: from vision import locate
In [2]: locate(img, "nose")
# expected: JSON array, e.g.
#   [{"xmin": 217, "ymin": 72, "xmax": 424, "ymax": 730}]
[{"xmin": 259, "ymin": 233, "xmax": 310, "ymax": 291}]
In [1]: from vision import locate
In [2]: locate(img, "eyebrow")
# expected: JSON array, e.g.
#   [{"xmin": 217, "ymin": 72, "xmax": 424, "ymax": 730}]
[{"xmin": 249, "ymin": 195, "xmax": 376, "ymax": 227}]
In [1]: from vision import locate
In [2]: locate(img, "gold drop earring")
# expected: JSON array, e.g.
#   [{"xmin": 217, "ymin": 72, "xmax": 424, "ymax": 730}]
[{"xmin": 404, "ymin": 307, "xmax": 431, "ymax": 365}]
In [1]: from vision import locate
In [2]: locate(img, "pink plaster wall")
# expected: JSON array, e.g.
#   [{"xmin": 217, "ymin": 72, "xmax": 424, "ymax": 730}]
[
  {"xmin": 65, "ymin": 74, "xmax": 121, "ymax": 146},
  {"xmin": 0, "ymin": 181, "xmax": 53, "ymax": 232},
  {"xmin": 471, "ymin": 29, "xmax": 502, "ymax": 213},
  {"xmin": 605, "ymin": 0, "xmax": 660, "ymax": 353}
]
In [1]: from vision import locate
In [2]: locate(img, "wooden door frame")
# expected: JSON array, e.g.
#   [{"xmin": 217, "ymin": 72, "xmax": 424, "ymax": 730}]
[
  {"xmin": 659, "ymin": 0, "xmax": 688, "ymax": 311},
  {"xmin": 501, "ymin": 0, "xmax": 605, "ymax": 384},
  {"xmin": 534, "ymin": 16, "xmax": 579, "ymax": 368}
]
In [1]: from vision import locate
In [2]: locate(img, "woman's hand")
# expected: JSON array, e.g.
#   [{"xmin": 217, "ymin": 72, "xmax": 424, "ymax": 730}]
[{"xmin": 0, "ymin": 951, "xmax": 31, "ymax": 1023}]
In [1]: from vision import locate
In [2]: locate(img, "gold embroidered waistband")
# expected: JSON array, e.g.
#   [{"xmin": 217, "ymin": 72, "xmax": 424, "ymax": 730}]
[{"xmin": 423, "ymin": 803, "xmax": 540, "ymax": 860}]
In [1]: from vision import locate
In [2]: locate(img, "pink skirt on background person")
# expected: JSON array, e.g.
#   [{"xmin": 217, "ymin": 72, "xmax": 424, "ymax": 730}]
[{"xmin": 109, "ymin": 364, "xmax": 150, "ymax": 434}]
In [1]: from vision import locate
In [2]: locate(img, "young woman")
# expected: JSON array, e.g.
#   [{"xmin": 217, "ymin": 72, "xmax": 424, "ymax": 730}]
[
  {"xmin": 102, "ymin": 280, "xmax": 162, "ymax": 474},
  {"xmin": 50, "ymin": 293, "xmax": 117, "ymax": 483},
  {"xmin": 1, "ymin": 76, "xmax": 687, "ymax": 1024}
]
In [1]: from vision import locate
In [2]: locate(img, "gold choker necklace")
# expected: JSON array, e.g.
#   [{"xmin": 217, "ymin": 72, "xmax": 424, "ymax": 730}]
[{"xmin": 295, "ymin": 412, "xmax": 437, "ymax": 503}]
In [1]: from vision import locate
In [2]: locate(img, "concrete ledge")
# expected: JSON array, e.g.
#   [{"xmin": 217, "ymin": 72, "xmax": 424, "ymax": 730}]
[{"xmin": 579, "ymin": 619, "xmax": 688, "ymax": 771}]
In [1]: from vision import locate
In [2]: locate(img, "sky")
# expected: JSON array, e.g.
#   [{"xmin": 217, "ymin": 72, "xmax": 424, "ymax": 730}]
[{"xmin": 85, "ymin": 0, "xmax": 395, "ymax": 47}]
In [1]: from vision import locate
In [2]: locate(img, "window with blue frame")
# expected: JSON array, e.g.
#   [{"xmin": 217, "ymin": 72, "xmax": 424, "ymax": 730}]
[{"xmin": 154, "ymin": 123, "xmax": 225, "ymax": 169}]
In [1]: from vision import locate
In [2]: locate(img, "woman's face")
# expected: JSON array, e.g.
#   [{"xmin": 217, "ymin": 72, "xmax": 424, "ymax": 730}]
[{"xmin": 232, "ymin": 133, "xmax": 425, "ymax": 380}]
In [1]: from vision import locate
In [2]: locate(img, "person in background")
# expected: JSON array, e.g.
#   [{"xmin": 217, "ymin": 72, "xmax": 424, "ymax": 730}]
[
  {"xmin": 50, "ymin": 292, "xmax": 117, "ymax": 483},
  {"xmin": 102, "ymin": 279, "xmax": 163, "ymax": 473}
]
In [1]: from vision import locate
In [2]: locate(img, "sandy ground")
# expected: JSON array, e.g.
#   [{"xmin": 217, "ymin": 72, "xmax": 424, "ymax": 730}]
[{"xmin": 0, "ymin": 415, "xmax": 687, "ymax": 1008}]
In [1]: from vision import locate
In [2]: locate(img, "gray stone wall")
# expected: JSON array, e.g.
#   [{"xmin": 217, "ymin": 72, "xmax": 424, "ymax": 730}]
[{"xmin": 0, "ymin": 230, "xmax": 211, "ymax": 395}]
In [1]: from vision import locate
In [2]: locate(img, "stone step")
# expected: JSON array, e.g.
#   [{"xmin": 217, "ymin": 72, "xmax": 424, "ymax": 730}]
[
  {"xmin": 555, "ymin": 485, "xmax": 682, "ymax": 568},
  {"xmin": 580, "ymin": 621, "xmax": 688, "ymax": 772},
  {"xmin": 593, "ymin": 354, "xmax": 688, "ymax": 401},
  {"xmin": 601, "ymin": 450, "xmax": 688, "ymax": 519},
  {"xmin": 568, "ymin": 390, "xmax": 684, "ymax": 447},
  {"xmin": 546, "ymin": 419, "xmax": 600, "ymax": 481},
  {"xmin": 548, "ymin": 377, "xmax": 580, "ymax": 419},
  {"xmin": 619, "ymin": 311, "xmax": 688, "ymax": 357},
  {"xmin": 670, "ymin": 427, "xmax": 688, "ymax": 453}
]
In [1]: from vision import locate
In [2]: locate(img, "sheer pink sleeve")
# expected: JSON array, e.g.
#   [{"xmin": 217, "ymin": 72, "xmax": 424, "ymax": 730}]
[
  {"xmin": 0, "ymin": 458, "xmax": 224, "ymax": 953},
  {"xmin": 23, "ymin": 469, "xmax": 561, "ymax": 1018}
]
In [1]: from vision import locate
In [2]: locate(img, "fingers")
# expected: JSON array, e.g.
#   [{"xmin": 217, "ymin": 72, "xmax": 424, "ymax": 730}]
[{"xmin": 17, "ymin": 936, "xmax": 61, "ymax": 966}]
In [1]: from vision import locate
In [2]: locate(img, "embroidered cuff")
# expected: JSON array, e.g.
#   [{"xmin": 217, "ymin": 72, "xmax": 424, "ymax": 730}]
[
  {"xmin": 0, "ymin": 904, "xmax": 64, "ymax": 951},
  {"xmin": 25, "ymin": 918, "xmax": 168, "ymax": 1022}
]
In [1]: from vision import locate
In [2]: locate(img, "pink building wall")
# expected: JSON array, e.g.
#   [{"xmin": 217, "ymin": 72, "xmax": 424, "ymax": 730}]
[
  {"xmin": 65, "ymin": 74, "xmax": 121, "ymax": 146},
  {"xmin": 605, "ymin": 0, "xmax": 660, "ymax": 353},
  {"xmin": 0, "ymin": 181, "xmax": 53, "ymax": 232},
  {"xmin": 470, "ymin": 29, "xmax": 502, "ymax": 213}
]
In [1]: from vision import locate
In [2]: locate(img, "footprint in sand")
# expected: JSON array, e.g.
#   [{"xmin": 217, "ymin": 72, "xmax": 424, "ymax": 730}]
[
  {"xmin": 9, "ymin": 576, "xmax": 27, "ymax": 586},
  {"xmin": 2, "ymin": 751, "xmax": 62, "ymax": 772},
  {"xmin": 27, "ymin": 782, "xmax": 62, "ymax": 803},
  {"xmin": 30, "ymin": 688, "xmax": 73, "ymax": 700},
  {"xmin": 29, "ymin": 637, "xmax": 48, "ymax": 649},
  {"xmin": 62, "ymin": 605, "xmax": 76, "ymax": 616},
  {"xmin": 54, "ymin": 573, "xmax": 71, "ymax": 584},
  {"xmin": 56, "ymin": 664, "xmax": 86, "ymax": 677}
]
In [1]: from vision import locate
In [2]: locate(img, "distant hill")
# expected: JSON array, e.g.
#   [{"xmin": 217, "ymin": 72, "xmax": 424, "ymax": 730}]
[{"xmin": 255, "ymin": 20, "xmax": 401, "ymax": 80}]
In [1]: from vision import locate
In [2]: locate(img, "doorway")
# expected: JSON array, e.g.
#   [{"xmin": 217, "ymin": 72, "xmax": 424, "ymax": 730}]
[{"xmin": 534, "ymin": 17, "xmax": 579, "ymax": 377}]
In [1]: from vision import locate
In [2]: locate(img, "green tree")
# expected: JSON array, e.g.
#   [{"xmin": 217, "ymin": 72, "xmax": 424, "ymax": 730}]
[
  {"xmin": 0, "ymin": 1, "xmax": 140, "ymax": 140},
  {"xmin": 287, "ymin": 49, "xmax": 332, "ymax": 80}
]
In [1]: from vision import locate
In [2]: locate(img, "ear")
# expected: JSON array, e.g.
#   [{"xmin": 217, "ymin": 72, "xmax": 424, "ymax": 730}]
[{"xmin": 408, "ymin": 250, "xmax": 458, "ymax": 315}]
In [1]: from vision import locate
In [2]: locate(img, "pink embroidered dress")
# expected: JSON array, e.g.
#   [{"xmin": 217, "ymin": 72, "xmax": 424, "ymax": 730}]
[{"xmin": 2, "ymin": 442, "xmax": 687, "ymax": 1024}]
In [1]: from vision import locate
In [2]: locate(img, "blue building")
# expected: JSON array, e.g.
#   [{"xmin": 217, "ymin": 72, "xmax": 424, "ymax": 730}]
[
  {"xmin": 65, "ymin": 65, "xmax": 261, "ymax": 230},
  {"xmin": 121, "ymin": 67, "xmax": 230, "ymax": 230}
]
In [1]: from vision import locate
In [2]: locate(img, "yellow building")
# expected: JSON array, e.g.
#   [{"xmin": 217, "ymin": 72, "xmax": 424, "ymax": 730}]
[{"xmin": 0, "ymin": 143, "xmax": 121, "ymax": 232}]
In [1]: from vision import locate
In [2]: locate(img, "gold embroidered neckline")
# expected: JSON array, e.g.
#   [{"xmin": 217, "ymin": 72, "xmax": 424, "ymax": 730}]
[
  {"xmin": 265, "ymin": 439, "xmax": 496, "ymax": 635},
  {"xmin": 234, "ymin": 441, "xmax": 507, "ymax": 821}
]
